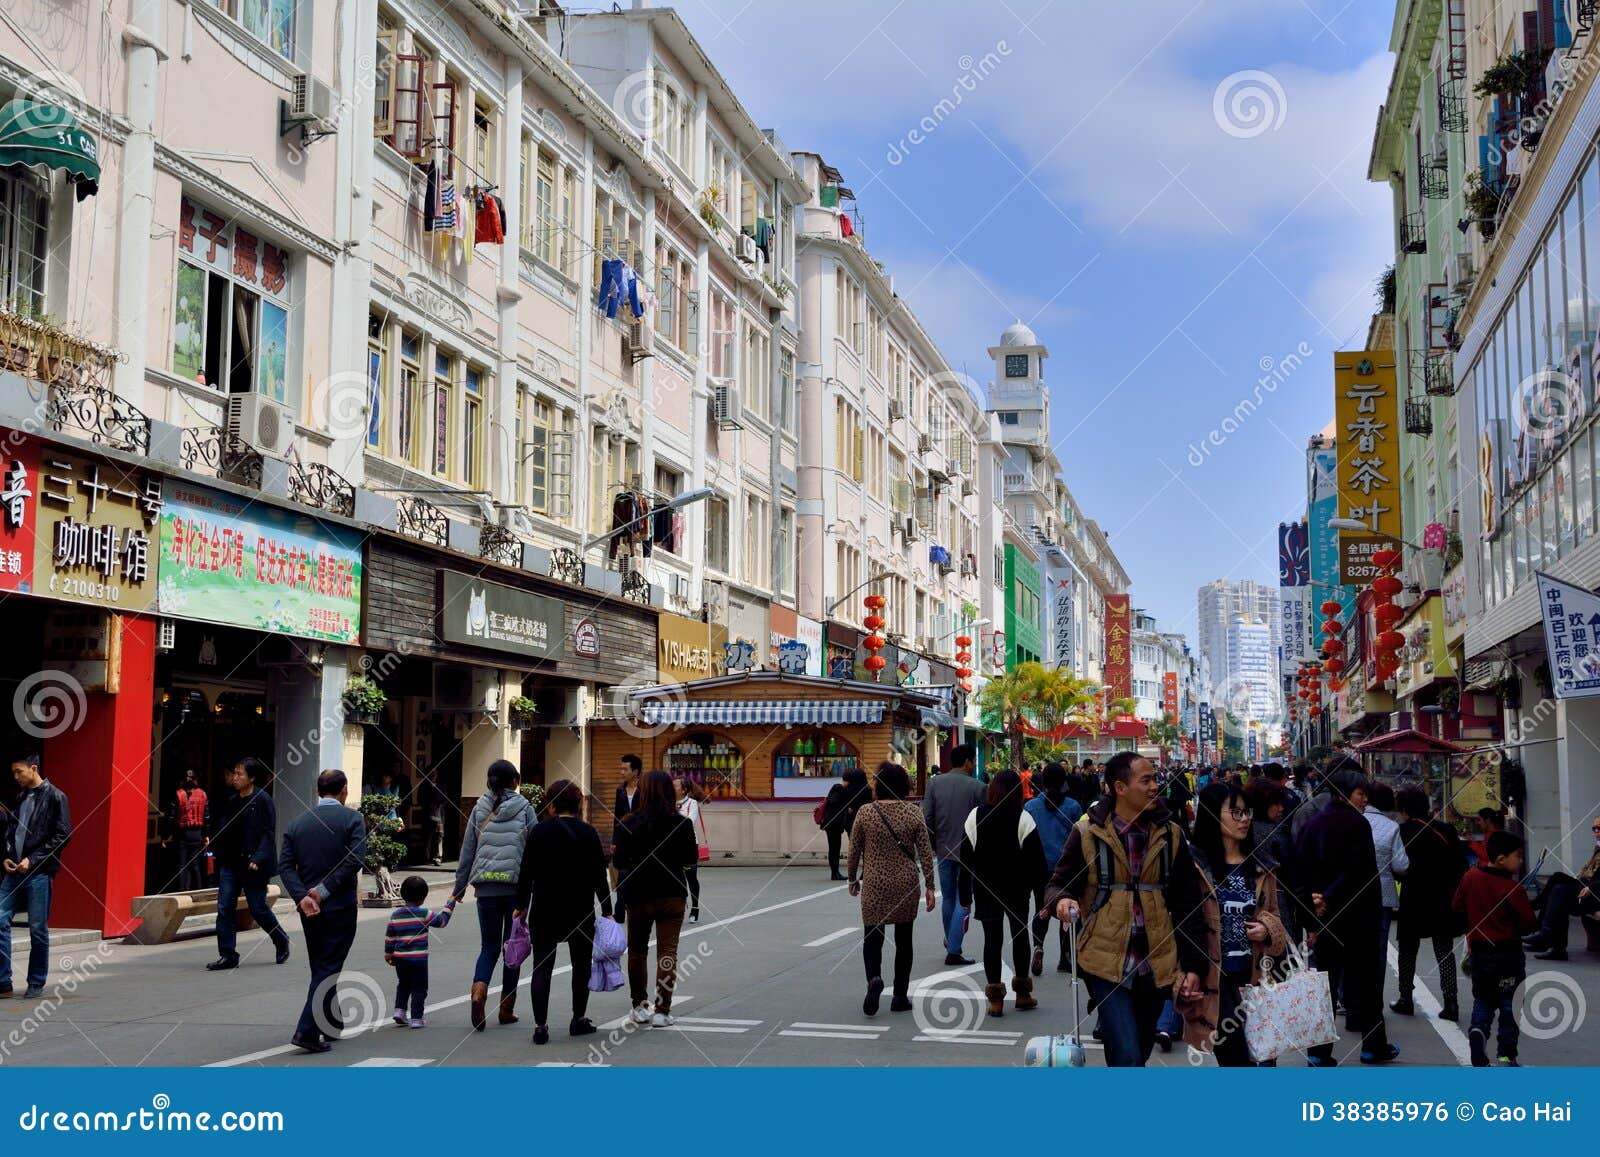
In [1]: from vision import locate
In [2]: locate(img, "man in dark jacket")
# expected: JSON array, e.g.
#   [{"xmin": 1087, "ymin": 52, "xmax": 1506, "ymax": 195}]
[
  {"xmin": 1295, "ymin": 761, "xmax": 1397, "ymax": 1064},
  {"xmin": 922, "ymin": 743, "xmax": 987, "ymax": 965},
  {"xmin": 1391, "ymin": 787, "xmax": 1466, "ymax": 1020},
  {"xmin": 207, "ymin": 758, "xmax": 290, "ymax": 971},
  {"xmin": 279, "ymin": 769, "xmax": 367, "ymax": 1053},
  {"xmin": 0, "ymin": 755, "xmax": 72, "ymax": 998},
  {"xmin": 1043, "ymin": 753, "xmax": 1210, "ymax": 1067}
]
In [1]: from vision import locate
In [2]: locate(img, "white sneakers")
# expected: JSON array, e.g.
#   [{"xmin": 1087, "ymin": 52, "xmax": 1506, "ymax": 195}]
[
  {"xmin": 630, "ymin": 1005, "xmax": 652, "ymax": 1025},
  {"xmin": 392, "ymin": 1008, "xmax": 406, "ymax": 1025},
  {"xmin": 651, "ymin": 1012, "xmax": 675, "ymax": 1028},
  {"xmin": 409, "ymin": 1016, "xmax": 426, "ymax": 1029},
  {"xmin": 628, "ymin": 1004, "xmax": 675, "ymax": 1028}
]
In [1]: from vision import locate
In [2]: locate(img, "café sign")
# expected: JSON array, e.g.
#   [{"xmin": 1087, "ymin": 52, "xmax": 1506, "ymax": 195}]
[{"xmin": 439, "ymin": 570, "xmax": 563, "ymax": 660}]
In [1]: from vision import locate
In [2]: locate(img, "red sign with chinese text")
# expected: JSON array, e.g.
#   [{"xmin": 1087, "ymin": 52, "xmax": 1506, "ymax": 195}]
[
  {"xmin": 0, "ymin": 429, "xmax": 38, "ymax": 593},
  {"xmin": 1162, "ymin": 670, "xmax": 1179, "ymax": 718},
  {"xmin": 1103, "ymin": 594, "xmax": 1132, "ymax": 701}
]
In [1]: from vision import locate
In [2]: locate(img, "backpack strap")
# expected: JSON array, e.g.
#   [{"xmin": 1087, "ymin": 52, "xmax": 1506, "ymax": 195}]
[{"xmin": 1086, "ymin": 818, "xmax": 1180, "ymax": 916}]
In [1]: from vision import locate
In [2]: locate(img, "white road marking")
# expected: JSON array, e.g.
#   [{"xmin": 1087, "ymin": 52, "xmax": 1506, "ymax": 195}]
[
  {"xmin": 803, "ymin": 927, "xmax": 857, "ymax": 948},
  {"xmin": 536, "ymin": 1061, "xmax": 610, "ymax": 1067},
  {"xmin": 788, "ymin": 1021, "xmax": 887, "ymax": 1032},
  {"xmin": 913, "ymin": 1034, "xmax": 1017, "ymax": 1046},
  {"xmin": 349, "ymin": 1057, "xmax": 433, "ymax": 1067},
  {"xmin": 209, "ymin": 882, "xmax": 847, "ymax": 1068},
  {"xmin": 919, "ymin": 1027, "xmax": 1021, "ymax": 1039},
  {"xmin": 1386, "ymin": 941, "xmax": 1471, "ymax": 1065},
  {"xmin": 597, "ymin": 995, "xmax": 697, "ymax": 1031},
  {"xmin": 778, "ymin": 1029, "xmax": 888, "ymax": 1040}
]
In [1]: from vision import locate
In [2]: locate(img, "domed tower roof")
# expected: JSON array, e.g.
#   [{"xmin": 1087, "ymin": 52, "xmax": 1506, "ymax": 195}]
[{"xmin": 999, "ymin": 319, "xmax": 1039, "ymax": 347}]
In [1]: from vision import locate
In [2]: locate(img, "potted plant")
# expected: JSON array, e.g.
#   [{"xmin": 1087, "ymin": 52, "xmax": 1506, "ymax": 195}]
[
  {"xmin": 360, "ymin": 791, "xmax": 405, "ymax": 906},
  {"xmin": 1473, "ymin": 48, "xmax": 1544, "ymax": 100},
  {"xmin": 517, "ymin": 782, "xmax": 546, "ymax": 817},
  {"xmin": 509, "ymin": 695, "xmax": 539, "ymax": 730},
  {"xmin": 698, "ymin": 185, "xmax": 724, "ymax": 230},
  {"xmin": 343, "ymin": 675, "xmax": 386, "ymax": 724},
  {"xmin": 1464, "ymin": 171, "xmax": 1501, "ymax": 239}
]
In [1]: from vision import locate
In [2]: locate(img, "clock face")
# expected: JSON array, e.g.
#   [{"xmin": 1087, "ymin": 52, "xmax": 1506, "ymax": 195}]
[{"xmin": 1005, "ymin": 354, "xmax": 1029, "ymax": 378}]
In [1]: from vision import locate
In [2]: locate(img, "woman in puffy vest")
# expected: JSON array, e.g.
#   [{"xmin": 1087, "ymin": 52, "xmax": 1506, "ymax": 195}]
[
  {"xmin": 960, "ymin": 769, "xmax": 1047, "ymax": 1018},
  {"xmin": 454, "ymin": 759, "xmax": 536, "ymax": 1031}
]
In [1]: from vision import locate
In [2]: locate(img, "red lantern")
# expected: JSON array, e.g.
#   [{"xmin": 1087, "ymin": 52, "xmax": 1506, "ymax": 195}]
[
  {"xmin": 863, "ymin": 635, "xmax": 886, "ymax": 652},
  {"xmin": 863, "ymin": 614, "xmax": 885, "ymax": 632},
  {"xmin": 955, "ymin": 667, "xmax": 974, "ymax": 679},
  {"xmin": 1320, "ymin": 600, "xmax": 1343, "ymax": 616},
  {"xmin": 1322, "ymin": 638, "xmax": 1344, "ymax": 656},
  {"xmin": 1321, "ymin": 620, "xmax": 1342, "ymax": 636},
  {"xmin": 1308, "ymin": 705, "xmax": 1322, "ymax": 717},
  {"xmin": 955, "ymin": 651, "xmax": 972, "ymax": 664},
  {"xmin": 954, "ymin": 635, "xmax": 972, "ymax": 649},
  {"xmin": 1373, "ymin": 605, "xmax": 1403, "ymax": 630},
  {"xmin": 1329, "ymin": 678, "xmax": 1344, "ymax": 693},
  {"xmin": 1324, "ymin": 657, "xmax": 1344, "ymax": 674},
  {"xmin": 863, "ymin": 653, "xmax": 887, "ymax": 673},
  {"xmin": 1372, "ymin": 575, "xmax": 1403, "ymax": 597},
  {"xmin": 959, "ymin": 681, "xmax": 973, "ymax": 694},
  {"xmin": 1371, "ymin": 548, "xmax": 1402, "ymax": 571},
  {"xmin": 1377, "ymin": 630, "xmax": 1405, "ymax": 652},
  {"xmin": 863, "ymin": 593, "xmax": 886, "ymax": 611}
]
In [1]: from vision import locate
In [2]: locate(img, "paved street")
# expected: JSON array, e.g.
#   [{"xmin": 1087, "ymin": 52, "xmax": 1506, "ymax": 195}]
[{"xmin": 3, "ymin": 867, "xmax": 1588, "ymax": 1068}]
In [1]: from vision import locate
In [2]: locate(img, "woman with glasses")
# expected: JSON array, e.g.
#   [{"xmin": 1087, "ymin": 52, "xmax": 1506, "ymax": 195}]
[{"xmin": 1176, "ymin": 781, "xmax": 1289, "ymax": 1066}]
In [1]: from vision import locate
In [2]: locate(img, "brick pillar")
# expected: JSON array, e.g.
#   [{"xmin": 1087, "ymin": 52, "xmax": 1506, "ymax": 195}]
[{"xmin": 43, "ymin": 615, "xmax": 157, "ymax": 937}]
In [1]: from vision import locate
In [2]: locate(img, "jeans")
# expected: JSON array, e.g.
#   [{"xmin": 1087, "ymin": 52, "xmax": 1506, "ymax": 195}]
[
  {"xmin": 685, "ymin": 867, "xmax": 700, "ymax": 916},
  {"xmin": 626, "ymin": 896, "xmax": 686, "ymax": 1014},
  {"xmin": 529, "ymin": 916, "xmax": 595, "ymax": 1026},
  {"xmin": 1396, "ymin": 930, "xmax": 1458, "ymax": 1007},
  {"xmin": 176, "ymin": 831, "xmax": 207, "ymax": 892},
  {"xmin": 936, "ymin": 858, "xmax": 967, "ymax": 956},
  {"xmin": 473, "ymin": 894, "xmax": 520, "ymax": 989},
  {"xmin": 1157, "ymin": 998, "xmax": 1184, "ymax": 1038},
  {"xmin": 980, "ymin": 912, "xmax": 1030, "ymax": 985},
  {"xmin": 1308, "ymin": 917, "xmax": 1390, "ymax": 1061},
  {"xmin": 0, "ymin": 872, "xmax": 51, "ymax": 990},
  {"xmin": 295, "ymin": 905, "xmax": 358, "ymax": 1041},
  {"xmin": 1087, "ymin": 972, "xmax": 1166, "ymax": 1067},
  {"xmin": 863, "ymin": 922, "xmax": 915, "ymax": 1000},
  {"xmin": 215, "ymin": 866, "xmax": 286, "ymax": 962},
  {"xmin": 393, "ymin": 959, "xmax": 428, "ymax": 1019},
  {"xmin": 1468, "ymin": 944, "xmax": 1525, "ymax": 1062}
]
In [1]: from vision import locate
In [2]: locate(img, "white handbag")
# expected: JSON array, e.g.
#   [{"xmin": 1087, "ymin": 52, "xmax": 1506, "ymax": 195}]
[{"xmin": 1239, "ymin": 966, "xmax": 1339, "ymax": 1063}]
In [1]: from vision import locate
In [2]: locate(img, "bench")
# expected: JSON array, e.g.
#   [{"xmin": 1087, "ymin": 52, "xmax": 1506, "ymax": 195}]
[
  {"xmin": 1584, "ymin": 915, "xmax": 1600, "ymax": 952},
  {"xmin": 126, "ymin": 885, "xmax": 284, "ymax": 945}
]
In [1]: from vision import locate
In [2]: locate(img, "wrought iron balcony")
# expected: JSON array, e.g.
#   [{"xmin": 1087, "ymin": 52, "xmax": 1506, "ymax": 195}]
[
  {"xmin": 548, "ymin": 546, "xmax": 584, "ymax": 586},
  {"xmin": 1411, "ymin": 349, "xmax": 1454, "ymax": 397},
  {"xmin": 479, "ymin": 522, "xmax": 522, "ymax": 567},
  {"xmin": 1399, "ymin": 211, "xmax": 1427, "ymax": 255},
  {"xmin": 1404, "ymin": 398, "xmax": 1433, "ymax": 436},
  {"xmin": 1437, "ymin": 79, "xmax": 1467, "ymax": 133},
  {"xmin": 620, "ymin": 569, "xmax": 651, "ymax": 605},
  {"xmin": 395, "ymin": 496, "xmax": 448, "ymax": 546},
  {"xmin": 287, "ymin": 458, "xmax": 355, "ymax": 518},
  {"xmin": 180, "ymin": 424, "xmax": 264, "ymax": 489},
  {"xmin": 0, "ymin": 309, "xmax": 148, "ymax": 452},
  {"xmin": 47, "ymin": 381, "xmax": 152, "ymax": 454},
  {"xmin": 1419, "ymin": 155, "xmax": 1449, "ymax": 200}
]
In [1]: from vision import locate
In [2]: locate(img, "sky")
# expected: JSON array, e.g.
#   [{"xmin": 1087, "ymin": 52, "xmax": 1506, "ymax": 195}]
[{"xmin": 671, "ymin": 0, "xmax": 1397, "ymax": 647}]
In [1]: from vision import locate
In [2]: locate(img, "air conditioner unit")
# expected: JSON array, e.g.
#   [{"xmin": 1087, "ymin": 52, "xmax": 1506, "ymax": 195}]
[
  {"xmin": 702, "ymin": 578, "xmax": 729, "ymax": 625},
  {"xmin": 594, "ymin": 686, "xmax": 633, "ymax": 721},
  {"xmin": 1449, "ymin": 250, "xmax": 1475, "ymax": 291},
  {"xmin": 282, "ymin": 73, "xmax": 337, "ymax": 133},
  {"xmin": 888, "ymin": 398, "xmax": 905, "ymax": 421},
  {"xmin": 960, "ymin": 555, "xmax": 978, "ymax": 578},
  {"xmin": 737, "ymin": 233, "xmax": 758, "ymax": 263},
  {"xmin": 712, "ymin": 381, "xmax": 742, "ymax": 427},
  {"xmin": 226, "ymin": 393, "xmax": 296, "ymax": 457},
  {"xmin": 960, "ymin": 477, "xmax": 975, "ymax": 498},
  {"xmin": 917, "ymin": 433, "xmax": 934, "ymax": 454},
  {"xmin": 902, "ymin": 515, "xmax": 920, "ymax": 543},
  {"xmin": 623, "ymin": 316, "xmax": 654, "ymax": 361}
]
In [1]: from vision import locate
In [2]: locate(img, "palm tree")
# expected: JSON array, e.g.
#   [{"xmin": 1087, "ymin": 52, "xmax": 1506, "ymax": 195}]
[
  {"xmin": 978, "ymin": 663, "xmax": 1103, "ymax": 770},
  {"xmin": 1145, "ymin": 712, "xmax": 1182, "ymax": 754}
]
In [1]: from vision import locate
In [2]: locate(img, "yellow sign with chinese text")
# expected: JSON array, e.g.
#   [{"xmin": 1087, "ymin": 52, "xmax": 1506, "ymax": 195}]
[{"xmin": 1334, "ymin": 350, "xmax": 1402, "ymax": 583}]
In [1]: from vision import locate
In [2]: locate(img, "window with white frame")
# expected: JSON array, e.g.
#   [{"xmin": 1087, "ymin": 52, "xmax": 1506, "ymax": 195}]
[
  {"xmin": 208, "ymin": 0, "xmax": 296, "ymax": 61},
  {"xmin": 706, "ymin": 495, "xmax": 731, "ymax": 572},
  {"xmin": 652, "ymin": 77, "xmax": 693, "ymax": 173},
  {"xmin": 592, "ymin": 178, "xmax": 643, "ymax": 288},
  {"xmin": 778, "ymin": 507, "xmax": 796, "ymax": 598},
  {"xmin": 0, "ymin": 171, "xmax": 49, "ymax": 315},
  {"xmin": 589, "ymin": 431, "xmax": 640, "ymax": 537},
  {"xmin": 522, "ymin": 138, "xmax": 576, "ymax": 274},
  {"xmin": 520, "ymin": 393, "xmax": 571, "ymax": 520},
  {"xmin": 778, "ymin": 348, "xmax": 796, "ymax": 433},
  {"xmin": 742, "ymin": 320, "xmax": 771, "ymax": 421},
  {"xmin": 866, "ymin": 306, "xmax": 883, "ymax": 378},
  {"xmin": 654, "ymin": 243, "xmax": 692, "ymax": 351},
  {"xmin": 743, "ymin": 496, "xmax": 769, "ymax": 587},
  {"xmin": 835, "ymin": 398, "xmax": 864, "ymax": 483}
]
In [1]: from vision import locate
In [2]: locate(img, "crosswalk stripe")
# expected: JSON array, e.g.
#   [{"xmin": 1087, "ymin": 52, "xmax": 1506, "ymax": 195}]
[
  {"xmin": 788, "ymin": 1021, "xmax": 887, "ymax": 1032},
  {"xmin": 913, "ymin": 1034, "xmax": 1016, "ymax": 1046},
  {"xmin": 803, "ymin": 927, "xmax": 858, "ymax": 947},
  {"xmin": 597, "ymin": 995, "xmax": 697, "ymax": 1031},
  {"xmin": 350, "ymin": 1057, "xmax": 434, "ymax": 1067},
  {"xmin": 778, "ymin": 1029, "xmax": 885, "ymax": 1041}
]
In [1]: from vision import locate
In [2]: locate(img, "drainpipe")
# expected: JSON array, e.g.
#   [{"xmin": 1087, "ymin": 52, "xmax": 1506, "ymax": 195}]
[{"xmin": 115, "ymin": 1, "xmax": 167, "ymax": 401}]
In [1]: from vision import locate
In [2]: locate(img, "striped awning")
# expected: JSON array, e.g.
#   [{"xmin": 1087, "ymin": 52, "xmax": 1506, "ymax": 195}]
[
  {"xmin": 637, "ymin": 699, "xmax": 886, "ymax": 727},
  {"xmin": 919, "ymin": 706, "xmax": 958, "ymax": 729}
]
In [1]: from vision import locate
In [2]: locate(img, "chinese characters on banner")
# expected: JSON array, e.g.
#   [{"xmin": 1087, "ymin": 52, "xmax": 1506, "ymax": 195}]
[
  {"xmin": 0, "ymin": 435, "xmax": 37, "ymax": 592},
  {"xmin": 178, "ymin": 197, "xmax": 291, "ymax": 303},
  {"xmin": 1535, "ymin": 573, "xmax": 1600, "ymax": 698},
  {"xmin": 1103, "ymin": 593, "xmax": 1132, "ymax": 700},
  {"xmin": 1054, "ymin": 576, "xmax": 1075, "ymax": 670},
  {"xmin": 35, "ymin": 444, "xmax": 161, "ymax": 611},
  {"xmin": 1161, "ymin": 670, "xmax": 1179, "ymax": 718},
  {"xmin": 1278, "ymin": 519, "xmax": 1313, "ymax": 668},
  {"xmin": 1334, "ymin": 351, "xmax": 1403, "ymax": 583}
]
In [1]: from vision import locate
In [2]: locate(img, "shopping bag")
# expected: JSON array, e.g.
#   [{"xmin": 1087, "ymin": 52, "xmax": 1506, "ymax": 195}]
[
  {"xmin": 589, "ymin": 915, "xmax": 627, "ymax": 992},
  {"xmin": 503, "ymin": 915, "xmax": 532, "ymax": 968},
  {"xmin": 1240, "ymin": 967, "xmax": 1338, "ymax": 1063}
]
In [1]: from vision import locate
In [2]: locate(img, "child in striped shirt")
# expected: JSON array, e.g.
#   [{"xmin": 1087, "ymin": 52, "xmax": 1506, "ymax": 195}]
[{"xmin": 385, "ymin": 876, "xmax": 456, "ymax": 1028}]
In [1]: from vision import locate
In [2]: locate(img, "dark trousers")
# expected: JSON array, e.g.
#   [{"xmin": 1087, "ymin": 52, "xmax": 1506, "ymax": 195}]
[
  {"xmin": 176, "ymin": 830, "xmax": 207, "ymax": 892},
  {"xmin": 1396, "ymin": 929, "xmax": 1459, "ymax": 1006},
  {"xmin": 826, "ymin": 826, "xmax": 848, "ymax": 876},
  {"xmin": 0, "ymin": 872, "xmax": 51, "ymax": 990},
  {"xmin": 473, "ymin": 894, "xmax": 520, "ymax": 989},
  {"xmin": 1468, "ymin": 943, "xmax": 1525, "ymax": 1062},
  {"xmin": 980, "ymin": 911, "xmax": 1030, "ymax": 985},
  {"xmin": 215, "ymin": 865, "xmax": 286, "ymax": 962},
  {"xmin": 1308, "ymin": 917, "xmax": 1390, "ymax": 1061},
  {"xmin": 530, "ymin": 916, "xmax": 595, "ymax": 1026},
  {"xmin": 862, "ymin": 921, "xmax": 914, "ymax": 999},
  {"xmin": 393, "ymin": 959, "xmax": 428, "ymax": 1019},
  {"xmin": 1214, "ymin": 971, "xmax": 1256, "ymax": 1067},
  {"xmin": 295, "ymin": 905, "xmax": 358, "ymax": 1041},
  {"xmin": 1031, "ymin": 886, "xmax": 1068, "ymax": 964},
  {"xmin": 626, "ymin": 896, "xmax": 686, "ymax": 1013},
  {"xmin": 686, "ymin": 867, "xmax": 700, "ymax": 915},
  {"xmin": 1535, "ymin": 873, "xmax": 1600, "ymax": 950},
  {"xmin": 427, "ymin": 816, "xmax": 445, "ymax": 863},
  {"xmin": 1087, "ymin": 971, "xmax": 1166, "ymax": 1067}
]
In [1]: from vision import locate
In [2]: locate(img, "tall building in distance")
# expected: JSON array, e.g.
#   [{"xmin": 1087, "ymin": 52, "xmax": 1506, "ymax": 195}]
[{"xmin": 1196, "ymin": 579, "xmax": 1281, "ymax": 723}]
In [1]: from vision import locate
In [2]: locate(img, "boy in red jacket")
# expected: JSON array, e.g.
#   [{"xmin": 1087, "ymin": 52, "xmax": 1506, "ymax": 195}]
[{"xmin": 1452, "ymin": 831, "xmax": 1537, "ymax": 1066}]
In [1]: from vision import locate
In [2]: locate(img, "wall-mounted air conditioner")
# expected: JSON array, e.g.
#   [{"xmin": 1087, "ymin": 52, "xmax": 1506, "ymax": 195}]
[
  {"xmin": 712, "ymin": 381, "xmax": 742, "ymax": 428},
  {"xmin": 282, "ymin": 73, "xmax": 336, "ymax": 135},
  {"xmin": 737, "ymin": 233, "xmax": 758, "ymax": 263},
  {"xmin": 227, "ymin": 393, "xmax": 296, "ymax": 457},
  {"xmin": 888, "ymin": 398, "xmax": 905, "ymax": 421}
]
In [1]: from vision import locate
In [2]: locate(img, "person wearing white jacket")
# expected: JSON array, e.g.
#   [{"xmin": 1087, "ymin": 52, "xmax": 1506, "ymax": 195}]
[{"xmin": 1363, "ymin": 781, "xmax": 1410, "ymax": 959}]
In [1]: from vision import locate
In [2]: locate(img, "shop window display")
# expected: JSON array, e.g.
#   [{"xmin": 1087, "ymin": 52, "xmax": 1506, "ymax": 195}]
[{"xmin": 662, "ymin": 733, "xmax": 744, "ymax": 799}]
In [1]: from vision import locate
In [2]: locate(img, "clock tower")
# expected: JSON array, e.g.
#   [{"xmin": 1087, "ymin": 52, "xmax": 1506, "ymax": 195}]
[{"xmin": 986, "ymin": 319, "xmax": 1049, "ymax": 440}]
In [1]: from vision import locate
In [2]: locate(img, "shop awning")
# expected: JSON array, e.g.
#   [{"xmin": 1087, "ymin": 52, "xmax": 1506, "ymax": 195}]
[
  {"xmin": 0, "ymin": 99, "xmax": 100, "ymax": 200},
  {"xmin": 919, "ymin": 706, "xmax": 959, "ymax": 729},
  {"xmin": 637, "ymin": 699, "xmax": 887, "ymax": 727}
]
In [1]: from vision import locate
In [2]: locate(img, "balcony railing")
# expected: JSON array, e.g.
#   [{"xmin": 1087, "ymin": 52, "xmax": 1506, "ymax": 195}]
[
  {"xmin": 395, "ymin": 496, "xmax": 449, "ymax": 546},
  {"xmin": 1415, "ymin": 349, "xmax": 1454, "ymax": 397},
  {"xmin": 1438, "ymin": 79, "xmax": 1467, "ymax": 133},
  {"xmin": 620, "ymin": 569, "xmax": 651, "ymax": 605},
  {"xmin": 1404, "ymin": 398, "xmax": 1433, "ymax": 436},
  {"xmin": 180, "ymin": 424, "xmax": 265, "ymax": 489},
  {"xmin": 0, "ymin": 310, "xmax": 149, "ymax": 454},
  {"xmin": 1399, "ymin": 211, "xmax": 1427, "ymax": 255},
  {"xmin": 479, "ymin": 522, "xmax": 522, "ymax": 567},
  {"xmin": 287, "ymin": 458, "xmax": 355, "ymax": 518},
  {"xmin": 548, "ymin": 546, "xmax": 584, "ymax": 585}
]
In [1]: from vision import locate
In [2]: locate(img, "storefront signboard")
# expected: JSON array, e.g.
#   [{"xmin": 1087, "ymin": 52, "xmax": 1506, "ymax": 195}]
[
  {"xmin": 658, "ymin": 611, "xmax": 727, "ymax": 683},
  {"xmin": 1535, "ymin": 572, "xmax": 1600, "ymax": 698},
  {"xmin": 1334, "ymin": 351, "xmax": 1403, "ymax": 583},
  {"xmin": 157, "ymin": 480, "xmax": 362, "ymax": 642},
  {"xmin": 0, "ymin": 434, "xmax": 37, "ymax": 593},
  {"xmin": 438, "ymin": 570, "xmax": 563, "ymax": 659},
  {"xmin": 37, "ymin": 445, "xmax": 160, "ymax": 611},
  {"xmin": 796, "ymin": 615, "xmax": 824, "ymax": 678}
]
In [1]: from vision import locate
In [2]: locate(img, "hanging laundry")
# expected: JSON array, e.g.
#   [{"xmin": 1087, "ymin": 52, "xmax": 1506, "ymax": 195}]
[
  {"xmin": 435, "ymin": 174, "xmax": 458, "ymax": 231},
  {"xmin": 639, "ymin": 495, "xmax": 654, "ymax": 558},
  {"xmin": 652, "ymin": 505, "xmax": 674, "ymax": 548},
  {"xmin": 753, "ymin": 216, "xmax": 772, "ymax": 261},
  {"xmin": 839, "ymin": 214, "xmax": 853, "ymax": 238},
  {"xmin": 609, "ymin": 490, "xmax": 638, "ymax": 560},
  {"xmin": 671, "ymin": 510, "xmax": 684, "ymax": 554},
  {"xmin": 621, "ymin": 261, "xmax": 643, "ymax": 318},
  {"xmin": 598, "ymin": 259, "xmax": 644, "ymax": 319},
  {"xmin": 473, "ymin": 191, "xmax": 505, "ymax": 245},
  {"xmin": 423, "ymin": 161, "xmax": 440, "ymax": 232}
]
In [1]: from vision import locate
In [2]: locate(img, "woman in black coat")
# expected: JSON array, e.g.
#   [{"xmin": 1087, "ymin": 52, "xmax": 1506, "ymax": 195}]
[
  {"xmin": 1390, "ymin": 787, "xmax": 1467, "ymax": 1020},
  {"xmin": 958, "ymin": 770, "xmax": 1046, "ymax": 1018},
  {"xmin": 821, "ymin": 767, "xmax": 870, "ymax": 882}
]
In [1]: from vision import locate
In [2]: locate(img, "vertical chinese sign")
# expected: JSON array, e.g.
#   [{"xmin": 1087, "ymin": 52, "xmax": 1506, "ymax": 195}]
[
  {"xmin": 35, "ymin": 445, "xmax": 160, "ymax": 610},
  {"xmin": 1161, "ymin": 670, "xmax": 1179, "ymax": 719},
  {"xmin": 1103, "ymin": 594, "xmax": 1132, "ymax": 701},
  {"xmin": 1334, "ymin": 351, "xmax": 1403, "ymax": 583},
  {"xmin": 1535, "ymin": 573, "xmax": 1600, "ymax": 698},
  {"xmin": 0, "ymin": 433, "xmax": 38, "ymax": 592}
]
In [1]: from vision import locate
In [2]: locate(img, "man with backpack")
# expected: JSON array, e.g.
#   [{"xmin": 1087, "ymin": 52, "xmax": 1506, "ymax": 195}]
[{"xmin": 1043, "ymin": 752, "xmax": 1210, "ymax": 1066}]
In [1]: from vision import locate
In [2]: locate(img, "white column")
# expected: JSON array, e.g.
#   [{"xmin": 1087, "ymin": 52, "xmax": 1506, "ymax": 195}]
[
  {"xmin": 688, "ymin": 239, "xmax": 710, "ymax": 601},
  {"xmin": 494, "ymin": 60, "xmax": 524, "ymax": 509},
  {"xmin": 329, "ymin": 0, "xmax": 377, "ymax": 481},
  {"xmin": 576, "ymin": 133, "xmax": 597, "ymax": 538},
  {"xmin": 113, "ymin": 1, "xmax": 166, "ymax": 401},
  {"xmin": 639, "ymin": 187, "xmax": 657, "ymax": 494}
]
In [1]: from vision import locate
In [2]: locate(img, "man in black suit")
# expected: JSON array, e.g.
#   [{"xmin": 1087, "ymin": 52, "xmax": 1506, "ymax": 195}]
[
  {"xmin": 279, "ymin": 769, "xmax": 367, "ymax": 1053},
  {"xmin": 610, "ymin": 755, "xmax": 643, "ymax": 921}
]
